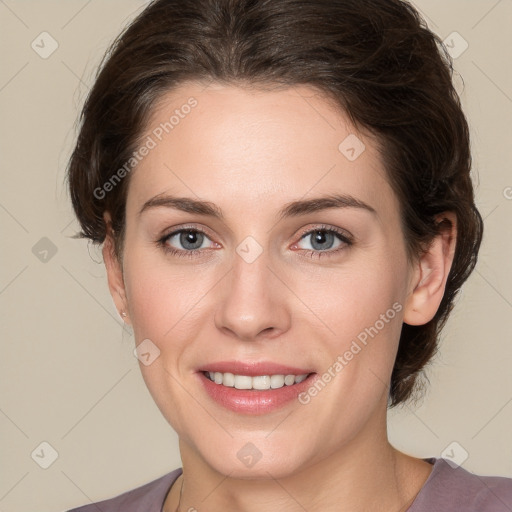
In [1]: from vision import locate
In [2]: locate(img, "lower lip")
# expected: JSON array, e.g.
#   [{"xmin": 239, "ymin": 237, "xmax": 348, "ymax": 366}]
[{"xmin": 197, "ymin": 371, "xmax": 317, "ymax": 415}]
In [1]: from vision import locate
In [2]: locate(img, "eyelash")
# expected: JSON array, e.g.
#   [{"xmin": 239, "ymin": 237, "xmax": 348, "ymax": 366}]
[{"xmin": 157, "ymin": 224, "xmax": 353, "ymax": 260}]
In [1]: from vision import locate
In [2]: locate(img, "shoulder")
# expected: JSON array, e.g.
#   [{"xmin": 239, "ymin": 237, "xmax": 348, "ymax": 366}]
[
  {"xmin": 410, "ymin": 458, "xmax": 512, "ymax": 511},
  {"xmin": 65, "ymin": 467, "xmax": 182, "ymax": 512}
]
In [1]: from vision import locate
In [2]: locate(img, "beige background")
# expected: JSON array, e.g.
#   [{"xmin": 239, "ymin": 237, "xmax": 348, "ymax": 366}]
[{"xmin": 0, "ymin": 1, "xmax": 511, "ymax": 511}]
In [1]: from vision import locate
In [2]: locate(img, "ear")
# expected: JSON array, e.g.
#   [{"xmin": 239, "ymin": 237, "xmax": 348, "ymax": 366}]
[
  {"xmin": 403, "ymin": 212, "xmax": 457, "ymax": 326},
  {"xmin": 102, "ymin": 212, "xmax": 131, "ymax": 325}
]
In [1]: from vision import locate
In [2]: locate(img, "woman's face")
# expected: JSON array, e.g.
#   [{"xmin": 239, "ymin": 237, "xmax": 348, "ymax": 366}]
[{"xmin": 111, "ymin": 82, "xmax": 418, "ymax": 478}]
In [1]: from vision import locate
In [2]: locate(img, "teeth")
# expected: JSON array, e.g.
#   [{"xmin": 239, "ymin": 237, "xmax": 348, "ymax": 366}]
[
  {"xmin": 205, "ymin": 371, "xmax": 310, "ymax": 389},
  {"xmin": 270, "ymin": 374, "xmax": 285, "ymax": 388},
  {"xmin": 284, "ymin": 374, "xmax": 295, "ymax": 386}
]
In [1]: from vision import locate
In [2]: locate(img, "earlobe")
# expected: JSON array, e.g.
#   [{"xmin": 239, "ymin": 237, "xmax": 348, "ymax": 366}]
[
  {"xmin": 403, "ymin": 212, "xmax": 457, "ymax": 326},
  {"xmin": 102, "ymin": 212, "xmax": 131, "ymax": 324}
]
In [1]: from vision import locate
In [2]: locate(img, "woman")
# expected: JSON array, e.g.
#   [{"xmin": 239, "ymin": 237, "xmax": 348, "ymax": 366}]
[{"xmin": 65, "ymin": 0, "xmax": 512, "ymax": 510}]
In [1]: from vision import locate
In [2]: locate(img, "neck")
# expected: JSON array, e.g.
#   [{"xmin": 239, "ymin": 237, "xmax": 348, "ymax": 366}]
[{"xmin": 166, "ymin": 403, "xmax": 431, "ymax": 512}]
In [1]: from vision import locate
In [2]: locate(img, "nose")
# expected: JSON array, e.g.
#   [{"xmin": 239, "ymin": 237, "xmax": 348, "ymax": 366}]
[{"xmin": 214, "ymin": 248, "xmax": 291, "ymax": 342}]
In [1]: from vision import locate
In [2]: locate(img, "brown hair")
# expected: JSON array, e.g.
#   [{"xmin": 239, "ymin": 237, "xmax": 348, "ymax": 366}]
[{"xmin": 66, "ymin": 0, "xmax": 483, "ymax": 407}]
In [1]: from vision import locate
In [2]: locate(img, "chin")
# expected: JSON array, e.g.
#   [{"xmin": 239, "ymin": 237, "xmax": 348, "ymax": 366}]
[{"xmin": 194, "ymin": 437, "xmax": 312, "ymax": 480}]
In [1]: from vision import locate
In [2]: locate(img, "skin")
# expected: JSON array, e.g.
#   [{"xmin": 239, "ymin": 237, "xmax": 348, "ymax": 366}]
[{"xmin": 102, "ymin": 82, "xmax": 457, "ymax": 512}]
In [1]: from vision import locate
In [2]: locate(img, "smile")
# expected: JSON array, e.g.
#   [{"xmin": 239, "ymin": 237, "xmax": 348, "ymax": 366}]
[
  {"xmin": 198, "ymin": 368, "xmax": 317, "ymax": 414},
  {"xmin": 203, "ymin": 371, "xmax": 310, "ymax": 390}
]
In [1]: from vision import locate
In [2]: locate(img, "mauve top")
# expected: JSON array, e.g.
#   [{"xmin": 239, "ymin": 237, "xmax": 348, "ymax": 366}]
[{"xmin": 66, "ymin": 457, "xmax": 512, "ymax": 511}]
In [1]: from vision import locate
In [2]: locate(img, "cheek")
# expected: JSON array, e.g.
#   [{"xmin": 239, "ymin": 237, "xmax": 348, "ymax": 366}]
[
  {"xmin": 301, "ymin": 259, "xmax": 404, "ymax": 336},
  {"xmin": 294, "ymin": 251, "xmax": 407, "ymax": 381},
  {"xmin": 123, "ymin": 248, "xmax": 210, "ymax": 341},
  {"xmin": 122, "ymin": 251, "xmax": 211, "ymax": 431}
]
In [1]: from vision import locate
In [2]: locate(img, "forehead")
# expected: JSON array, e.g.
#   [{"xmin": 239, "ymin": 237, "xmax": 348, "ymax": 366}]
[{"xmin": 127, "ymin": 81, "xmax": 398, "ymax": 222}]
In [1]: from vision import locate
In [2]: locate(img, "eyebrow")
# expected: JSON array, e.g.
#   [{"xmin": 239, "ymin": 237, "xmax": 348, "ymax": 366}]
[{"xmin": 138, "ymin": 193, "xmax": 377, "ymax": 220}]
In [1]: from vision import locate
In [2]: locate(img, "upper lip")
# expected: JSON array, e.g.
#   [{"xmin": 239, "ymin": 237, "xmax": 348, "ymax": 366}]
[{"xmin": 197, "ymin": 361, "xmax": 315, "ymax": 376}]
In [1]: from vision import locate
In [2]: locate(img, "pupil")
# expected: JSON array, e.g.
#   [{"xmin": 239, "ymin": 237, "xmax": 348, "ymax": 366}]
[{"xmin": 315, "ymin": 231, "xmax": 325, "ymax": 243}]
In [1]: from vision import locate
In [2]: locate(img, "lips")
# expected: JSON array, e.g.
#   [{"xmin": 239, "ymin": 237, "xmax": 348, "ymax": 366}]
[
  {"xmin": 195, "ymin": 360, "xmax": 317, "ymax": 414},
  {"xmin": 196, "ymin": 360, "xmax": 314, "ymax": 376}
]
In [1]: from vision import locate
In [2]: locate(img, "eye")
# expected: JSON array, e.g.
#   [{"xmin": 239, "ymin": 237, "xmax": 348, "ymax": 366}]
[
  {"xmin": 158, "ymin": 227, "xmax": 218, "ymax": 258},
  {"xmin": 157, "ymin": 224, "xmax": 352, "ymax": 260},
  {"xmin": 293, "ymin": 225, "xmax": 353, "ymax": 258}
]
